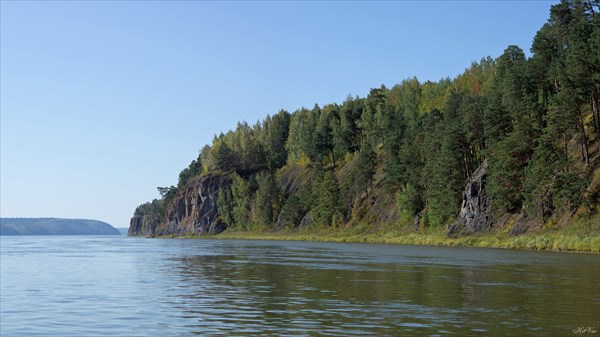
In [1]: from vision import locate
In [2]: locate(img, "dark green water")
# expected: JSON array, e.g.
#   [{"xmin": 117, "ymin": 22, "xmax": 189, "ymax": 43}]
[{"xmin": 1, "ymin": 236, "xmax": 598, "ymax": 336}]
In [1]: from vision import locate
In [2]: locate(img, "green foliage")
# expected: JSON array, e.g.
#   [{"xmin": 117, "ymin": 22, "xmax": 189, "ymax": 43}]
[
  {"xmin": 314, "ymin": 104, "xmax": 339, "ymax": 166},
  {"xmin": 134, "ymin": 199, "xmax": 164, "ymax": 218},
  {"xmin": 551, "ymin": 172, "xmax": 588, "ymax": 212},
  {"xmin": 354, "ymin": 140, "xmax": 376, "ymax": 196},
  {"xmin": 262, "ymin": 110, "xmax": 291, "ymax": 171},
  {"xmin": 217, "ymin": 188, "xmax": 234, "ymax": 226},
  {"xmin": 337, "ymin": 96, "xmax": 364, "ymax": 153},
  {"xmin": 286, "ymin": 107, "xmax": 319, "ymax": 165},
  {"xmin": 419, "ymin": 78, "xmax": 451, "ymax": 115},
  {"xmin": 254, "ymin": 171, "xmax": 281, "ymax": 228},
  {"xmin": 297, "ymin": 182, "xmax": 315, "ymax": 214},
  {"xmin": 280, "ymin": 194, "xmax": 304, "ymax": 228},
  {"xmin": 135, "ymin": 0, "xmax": 599, "ymax": 237},
  {"xmin": 312, "ymin": 167, "xmax": 344, "ymax": 227},
  {"xmin": 487, "ymin": 124, "xmax": 533, "ymax": 214},
  {"xmin": 178, "ymin": 157, "xmax": 203, "ymax": 189},
  {"xmin": 523, "ymin": 138, "xmax": 562, "ymax": 221},
  {"xmin": 421, "ymin": 115, "xmax": 465, "ymax": 226},
  {"xmin": 231, "ymin": 173, "xmax": 252, "ymax": 230},
  {"xmin": 211, "ymin": 140, "xmax": 235, "ymax": 171},
  {"xmin": 397, "ymin": 184, "xmax": 420, "ymax": 223},
  {"xmin": 133, "ymin": 198, "xmax": 165, "ymax": 231},
  {"xmin": 157, "ymin": 186, "xmax": 178, "ymax": 206}
]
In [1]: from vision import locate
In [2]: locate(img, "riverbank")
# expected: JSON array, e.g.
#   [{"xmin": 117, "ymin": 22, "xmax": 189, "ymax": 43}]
[{"xmin": 177, "ymin": 224, "xmax": 600, "ymax": 253}]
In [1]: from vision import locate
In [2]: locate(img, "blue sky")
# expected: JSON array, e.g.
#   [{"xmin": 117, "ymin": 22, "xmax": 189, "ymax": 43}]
[{"xmin": 1, "ymin": 1, "xmax": 557, "ymax": 228}]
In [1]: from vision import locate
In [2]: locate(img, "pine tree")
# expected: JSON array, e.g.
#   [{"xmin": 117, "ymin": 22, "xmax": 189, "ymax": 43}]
[
  {"xmin": 263, "ymin": 110, "xmax": 291, "ymax": 171},
  {"xmin": 487, "ymin": 123, "xmax": 533, "ymax": 214},
  {"xmin": 313, "ymin": 169, "xmax": 343, "ymax": 226},
  {"xmin": 286, "ymin": 108, "xmax": 318, "ymax": 165},
  {"xmin": 314, "ymin": 105, "xmax": 337, "ymax": 167},
  {"xmin": 354, "ymin": 139, "xmax": 376, "ymax": 197},
  {"xmin": 217, "ymin": 188, "xmax": 235, "ymax": 226},
  {"xmin": 230, "ymin": 173, "xmax": 251, "ymax": 230},
  {"xmin": 423, "ymin": 102, "xmax": 466, "ymax": 226},
  {"xmin": 523, "ymin": 132, "xmax": 564, "ymax": 221},
  {"xmin": 280, "ymin": 194, "xmax": 303, "ymax": 228},
  {"xmin": 212, "ymin": 140, "xmax": 235, "ymax": 171},
  {"xmin": 254, "ymin": 172, "xmax": 281, "ymax": 228}
]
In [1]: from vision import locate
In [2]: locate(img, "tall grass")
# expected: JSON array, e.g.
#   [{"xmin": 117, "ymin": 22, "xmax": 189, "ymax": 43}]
[{"xmin": 208, "ymin": 222, "xmax": 599, "ymax": 253}]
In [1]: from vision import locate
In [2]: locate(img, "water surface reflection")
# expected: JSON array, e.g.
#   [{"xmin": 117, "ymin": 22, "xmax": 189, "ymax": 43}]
[{"xmin": 166, "ymin": 241, "xmax": 599, "ymax": 336}]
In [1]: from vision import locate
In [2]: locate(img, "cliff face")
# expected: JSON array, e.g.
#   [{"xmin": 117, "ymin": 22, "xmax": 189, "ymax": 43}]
[
  {"xmin": 128, "ymin": 215, "xmax": 160, "ymax": 236},
  {"xmin": 130, "ymin": 173, "xmax": 232, "ymax": 237},
  {"xmin": 448, "ymin": 160, "xmax": 492, "ymax": 236}
]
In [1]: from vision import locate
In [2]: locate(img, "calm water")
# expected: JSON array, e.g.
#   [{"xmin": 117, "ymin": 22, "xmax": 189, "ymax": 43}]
[{"xmin": 1, "ymin": 236, "xmax": 598, "ymax": 336}]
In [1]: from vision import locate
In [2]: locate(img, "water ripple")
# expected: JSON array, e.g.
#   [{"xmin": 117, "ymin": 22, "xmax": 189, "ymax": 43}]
[{"xmin": 1, "ymin": 236, "xmax": 598, "ymax": 336}]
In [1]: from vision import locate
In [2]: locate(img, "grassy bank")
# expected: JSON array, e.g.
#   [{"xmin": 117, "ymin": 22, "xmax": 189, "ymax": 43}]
[{"xmin": 189, "ymin": 223, "xmax": 600, "ymax": 253}]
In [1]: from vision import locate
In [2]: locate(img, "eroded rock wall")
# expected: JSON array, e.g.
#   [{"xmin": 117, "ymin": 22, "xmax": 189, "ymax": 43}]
[
  {"xmin": 128, "ymin": 215, "xmax": 160, "ymax": 236},
  {"xmin": 448, "ymin": 160, "xmax": 492, "ymax": 236},
  {"xmin": 129, "ymin": 173, "xmax": 232, "ymax": 237},
  {"xmin": 157, "ymin": 173, "xmax": 232, "ymax": 236}
]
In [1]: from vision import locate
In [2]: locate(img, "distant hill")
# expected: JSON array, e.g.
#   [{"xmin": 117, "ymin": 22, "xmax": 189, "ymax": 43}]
[
  {"xmin": 0, "ymin": 218, "xmax": 120, "ymax": 235},
  {"xmin": 116, "ymin": 228, "xmax": 130, "ymax": 235}
]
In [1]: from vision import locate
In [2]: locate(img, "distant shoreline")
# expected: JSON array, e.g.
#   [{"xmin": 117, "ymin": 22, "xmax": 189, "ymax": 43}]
[{"xmin": 0, "ymin": 218, "xmax": 120, "ymax": 236}]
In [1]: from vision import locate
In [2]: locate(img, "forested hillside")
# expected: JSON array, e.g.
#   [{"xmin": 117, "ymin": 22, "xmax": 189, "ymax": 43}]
[
  {"xmin": 131, "ymin": 0, "xmax": 600, "ymax": 241},
  {"xmin": 1, "ymin": 218, "xmax": 120, "ymax": 235}
]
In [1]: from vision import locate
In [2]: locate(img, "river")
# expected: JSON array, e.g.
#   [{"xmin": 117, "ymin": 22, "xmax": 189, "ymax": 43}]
[{"xmin": 1, "ymin": 236, "xmax": 598, "ymax": 336}]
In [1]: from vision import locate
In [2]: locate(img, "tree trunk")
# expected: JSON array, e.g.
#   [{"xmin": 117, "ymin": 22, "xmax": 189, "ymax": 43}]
[
  {"xmin": 587, "ymin": 0, "xmax": 596, "ymax": 17},
  {"xmin": 592, "ymin": 88, "xmax": 600, "ymax": 143},
  {"xmin": 578, "ymin": 110, "xmax": 590, "ymax": 166},
  {"xmin": 330, "ymin": 148, "xmax": 336, "ymax": 168},
  {"xmin": 540, "ymin": 87, "xmax": 549, "ymax": 129},
  {"xmin": 564, "ymin": 131, "xmax": 569, "ymax": 172},
  {"xmin": 540, "ymin": 191, "xmax": 546, "ymax": 224},
  {"xmin": 462, "ymin": 145, "xmax": 471, "ymax": 180}
]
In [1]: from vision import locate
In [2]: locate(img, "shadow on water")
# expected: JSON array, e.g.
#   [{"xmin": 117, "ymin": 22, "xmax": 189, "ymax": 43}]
[{"xmin": 164, "ymin": 242, "xmax": 600, "ymax": 336}]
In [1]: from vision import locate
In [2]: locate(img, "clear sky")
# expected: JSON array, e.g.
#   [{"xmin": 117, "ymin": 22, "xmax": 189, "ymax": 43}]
[{"xmin": 1, "ymin": 1, "xmax": 557, "ymax": 228}]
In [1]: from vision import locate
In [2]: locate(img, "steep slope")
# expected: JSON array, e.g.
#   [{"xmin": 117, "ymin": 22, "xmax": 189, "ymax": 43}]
[
  {"xmin": 130, "ymin": 173, "xmax": 231, "ymax": 237},
  {"xmin": 128, "ymin": 1, "xmax": 600, "ymax": 245}
]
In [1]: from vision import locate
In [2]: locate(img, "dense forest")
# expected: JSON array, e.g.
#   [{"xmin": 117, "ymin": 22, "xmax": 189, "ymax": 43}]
[{"xmin": 132, "ymin": 0, "xmax": 600, "ymax": 238}]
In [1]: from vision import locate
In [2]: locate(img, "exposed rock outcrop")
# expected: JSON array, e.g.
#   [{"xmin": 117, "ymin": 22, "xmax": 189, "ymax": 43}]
[
  {"xmin": 156, "ymin": 173, "xmax": 232, "ymax": 236},
  {"xmin": 448, "ymin": 160, "xmax": 492, "ymax": 237},
  {"xmin": 128, "ymin": 173, "xmax": 232, "ymax": 237},
  {"xmin": 128, "ymin": 215, "xmax": 160, "ymax": 236}
]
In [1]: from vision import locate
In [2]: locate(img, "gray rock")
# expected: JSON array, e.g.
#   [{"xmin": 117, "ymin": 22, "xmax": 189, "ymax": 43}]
[
  {"xmin": 155, "ymin": 173, "xmax": 232, "ymax": 236},
  {"xmin": 299, "ymin": 212, "xmax": 313, "ymax": 228},
  {"xmin": 128, "ymin": 215, "xmax": 159, "ymax": 236},
  {"xmin": 448, "ymin": 160, "xmax": 492, "ymax": 237}
]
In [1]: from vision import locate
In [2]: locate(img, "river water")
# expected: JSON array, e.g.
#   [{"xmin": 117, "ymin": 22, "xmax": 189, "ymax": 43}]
[{"xmin": 1, "ymin": 236, "xmax": 598, "ymax": 336}]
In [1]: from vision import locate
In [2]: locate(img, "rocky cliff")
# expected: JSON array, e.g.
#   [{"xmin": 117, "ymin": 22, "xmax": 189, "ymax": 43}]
[
  {"xmin": 128, "ymin": 214, "xmax": 160, "ymax": 237},
  {"xmin": 447, "ymin": 160, "xmax": 492, "ymax": 236},
  {"xmin": 130, "ymin": 173, "xmax": 232, "ymax": 237}
]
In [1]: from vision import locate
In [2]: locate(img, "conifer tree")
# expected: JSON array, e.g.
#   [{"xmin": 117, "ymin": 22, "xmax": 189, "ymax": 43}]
[
  {"xmin": 313, "ymin": 169, "xmax": 342, "ymax": 226},
  {"xmin": 254, "ymin": 172, "xmax": 281, "ymax": 228},
  {"xmin": 354, "ymin": 139, "xmax": 376, "ymax": 197},
  {"xmin": 230, "ymin": 173, "xmax": 251, "ymax": 230}
]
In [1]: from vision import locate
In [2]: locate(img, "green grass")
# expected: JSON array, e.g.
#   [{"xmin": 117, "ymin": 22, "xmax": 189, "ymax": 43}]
[
  {"xmin": 167, "ymin": 213, "xmax": 600, "ymax": 252},
  {"xmin": 196, "ymin": 223, "xmax": 599, "ymax": 253}
]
